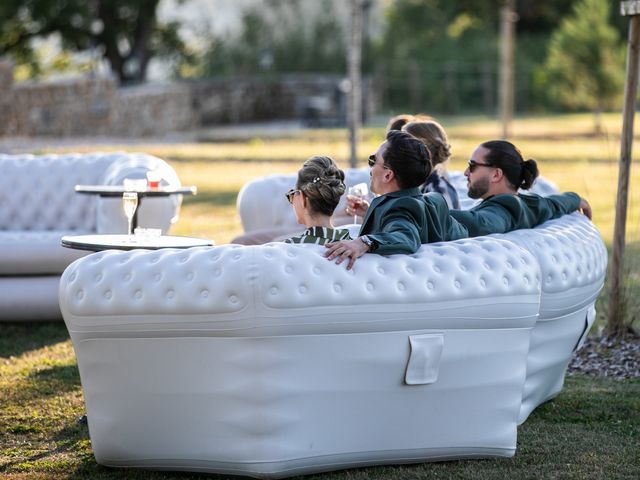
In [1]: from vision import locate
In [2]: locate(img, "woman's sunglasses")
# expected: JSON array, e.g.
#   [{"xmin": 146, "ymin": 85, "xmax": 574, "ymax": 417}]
[{"xmin": 285, "ymin": 188, "xmax": 301, "ymax": 204}]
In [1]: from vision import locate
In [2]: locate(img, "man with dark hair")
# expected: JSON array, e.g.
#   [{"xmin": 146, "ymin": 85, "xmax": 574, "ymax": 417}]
[
  {"xmin": 324, "ymin": 130, "xmax": 467, "ymax": 269},
  {"xmin": 451, "ymin": 140, "xmax": 592, "ymax": 237}
]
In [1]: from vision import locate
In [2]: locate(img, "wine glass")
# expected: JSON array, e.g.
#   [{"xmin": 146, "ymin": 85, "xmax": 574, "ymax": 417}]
[
  {"xmin": 347, "ymin": 183, "xmax": 369, "ymax": 224},
  {"xmin": 122, "ymin": 192, "xmax": 138, "ymax": 241}
]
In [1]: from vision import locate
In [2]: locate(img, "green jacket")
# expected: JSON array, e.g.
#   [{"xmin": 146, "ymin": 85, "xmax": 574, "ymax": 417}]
[
  {"xmin": 358, "ymin": 188, "xmax": 468, "ymax": 255},
  {"xmin": 450, "ymin": 192, "xmax": 581, "ymax": 237}
]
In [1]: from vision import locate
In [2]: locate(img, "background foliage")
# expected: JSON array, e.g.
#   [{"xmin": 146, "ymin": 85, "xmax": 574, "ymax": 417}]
[
  {"xmin": 0, "ymin": 0, "xmax": 189, "ymax": 83},
  {"xmin": 195, "ymin": 0, "xmax": 346, "ymax": 77},
  {"xmin": 543, "ymin": 0, "xmax": 625, "ymax": 132},
  {"xmin": 0, "ymin": 0, "xmax": 629, "ymax": 113}
]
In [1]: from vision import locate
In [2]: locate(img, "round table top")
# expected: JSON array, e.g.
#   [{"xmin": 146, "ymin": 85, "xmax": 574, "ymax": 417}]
[
  {"xmin": 61, "ymin": 234, "xmax": 214, "ymax": 252},
  {"xmin": 75, "ymin": 185, "xmax": 197, "ymax": 196}
]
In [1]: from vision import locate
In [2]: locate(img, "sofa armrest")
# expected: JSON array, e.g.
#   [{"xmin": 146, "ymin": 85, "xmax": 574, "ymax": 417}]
[{"xmin": 95, "ymin": 152, "xmax": 182, "ymax": 234}]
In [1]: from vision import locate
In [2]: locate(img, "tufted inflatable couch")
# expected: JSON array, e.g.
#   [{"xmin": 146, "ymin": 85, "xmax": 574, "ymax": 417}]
[
  {"xmin": 495, "ymin": 214, "xmax": 607, "ymax": 424},
  {"xmin": 1, "ymin": 152, "xmax": 182, "ymax": 321},
  {"xmin": 58, "ymin": 213, "xmax": 606, "ymax": 478}
]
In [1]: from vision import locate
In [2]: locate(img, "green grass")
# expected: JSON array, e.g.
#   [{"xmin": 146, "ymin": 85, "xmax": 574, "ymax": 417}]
[
  {"xmin": 1, "ymin": 112, "xmax": 639, "ymax": 478},
  {"xmin": 1, "ymin": 325, "xmax": 638, "ymax": 480}
]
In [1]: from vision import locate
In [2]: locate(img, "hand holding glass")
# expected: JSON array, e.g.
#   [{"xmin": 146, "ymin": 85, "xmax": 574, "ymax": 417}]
[
  {"xmin": 347, "ymin": 183, "xmax": 369, "ymax": 224},
  {"xmin": 122, "ymin": 192, "xmax": 138, "ymax": 241}
]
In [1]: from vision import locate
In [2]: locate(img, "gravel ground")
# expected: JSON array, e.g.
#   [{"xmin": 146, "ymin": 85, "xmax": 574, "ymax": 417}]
[{"xmin": 568, "ymin": 331, "xmax": 640, "ymax": 379}]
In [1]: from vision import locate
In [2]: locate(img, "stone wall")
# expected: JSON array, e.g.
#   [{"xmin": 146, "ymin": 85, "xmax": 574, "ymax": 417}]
[
  {"xmin": 191, "ymin": 79, "xmax": 287, "ymax": 125},
  {"xmin": 0, "ymin": 61, "xmax": 15, "ymax": 136},
  {"xmin": 191, "ymin": 74, "xmax": 377, "ymax": 126},
  {"xmin": 11, "ymin": 77, "xmax": 115, "ymax": 137},
  {"xmin": 110, "ymin": 83, "xmax": 194, "ymax": 137},
  {"xmin": 0, "ymin": 61, "xmax": 378, "ymax": 138},
  {"xmin": 0, "ymin": 60, "xmax": 194, "ymax": 138}
]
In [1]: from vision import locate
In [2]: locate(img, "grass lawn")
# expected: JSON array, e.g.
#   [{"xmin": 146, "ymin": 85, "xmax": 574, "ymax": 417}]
[
  {"xmin": 1, "ymin": 112, "xmax": 639, "ymax": 478},
  {"xmin": 1, "ymin": 323, "xmax": 638, "ymax": 479}
]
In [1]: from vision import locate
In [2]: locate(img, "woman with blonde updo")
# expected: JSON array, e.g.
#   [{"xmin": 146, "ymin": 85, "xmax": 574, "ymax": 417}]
[
  {"xmin": 401, "ymin": 120, "xmax": 460, "ymax": 209},
  {"xmin": 284, "ymin": 156, "xmax": 352, "ymax": 245}
]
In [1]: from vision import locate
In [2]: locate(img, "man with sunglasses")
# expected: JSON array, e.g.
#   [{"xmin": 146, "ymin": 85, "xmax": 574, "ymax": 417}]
[
  {"xmin": 450, "ymin": 140, "xmax": 592, "ymax": 237},
  {"xmin": 324, "ymin": 129, "xmax": 468, "ymax": 270}
]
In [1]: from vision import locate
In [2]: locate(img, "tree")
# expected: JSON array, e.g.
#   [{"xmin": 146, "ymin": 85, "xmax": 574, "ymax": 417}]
[
  {"xmin": 543, "ymin": 0, "xmax": 624, "ymax": 134},
  {"xmin": 0, "ymin": 0, "xmax": 188, "ymax": 84},
  {"xmin": 197, "ymin": 0, "xmax": 346, "ymax": 78}
]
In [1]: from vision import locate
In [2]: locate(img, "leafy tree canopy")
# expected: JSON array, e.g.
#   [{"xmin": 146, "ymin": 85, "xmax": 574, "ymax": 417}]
[
  {"xmin": 543, "ymin": 0, "xmax": 624, "ymax": 130},
  {"xmin": 195, "ymin": 0, "xmax": 346, "ymax": 78},
  {"xmin": 0, "ymin": 0, "xmax": 189, "ymax": 83}
]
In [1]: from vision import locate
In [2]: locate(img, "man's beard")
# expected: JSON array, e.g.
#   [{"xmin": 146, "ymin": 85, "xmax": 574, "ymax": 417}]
[{"xmin": 467, "ymin": 176, "xmax": 490, "ymax": 199}]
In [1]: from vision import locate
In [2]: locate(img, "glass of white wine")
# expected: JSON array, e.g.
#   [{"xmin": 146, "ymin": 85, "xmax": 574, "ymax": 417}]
[
  {"xmin": 122, "ymin": 192, "xmax": 139, "ymax": 241},
  {"xmin": 347, "ymin": 183, "xmax": 369, "ymax": 224}
]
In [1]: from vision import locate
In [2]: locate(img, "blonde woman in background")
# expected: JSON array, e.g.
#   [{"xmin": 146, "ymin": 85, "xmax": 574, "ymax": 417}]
[
  {"xmin": 346, "ymin": 117, "xmax": 460, "ymax": 220},
  {"xmin": 402, "ymin": 119, "xmax": 460, "ymax": 209}
]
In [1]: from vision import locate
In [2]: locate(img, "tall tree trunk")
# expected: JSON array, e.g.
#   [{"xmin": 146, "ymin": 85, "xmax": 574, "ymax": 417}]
[
  {"xmin": 127, "ymin": 0, "xmax": 159, "ymax": 83},
  {"xmin": 347, "ymin": 0, "xmax": 363, "ymax": 169},
  {"xmin": 96, "ymin": 0, "xmax": 159, "ymax": 84},
  {"xmin": 499, "ymin": 0, "xmax": 516, "ymax": 139},
  {"xmin": 608, "ymin": 8, "xmax": 640, "ymax": 338}
]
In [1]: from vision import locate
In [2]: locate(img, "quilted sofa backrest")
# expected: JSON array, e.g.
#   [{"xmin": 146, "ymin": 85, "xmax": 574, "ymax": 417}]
[
  {"xmin": 498, "ymin": 213, "xmax": 607, "ymax": 317},
  {"xmin": 60, "ymin": 236, "xmax": 541, "ymax": 333},
  {"xmin": 0, "ymin": 152, "xmax": 181, "ymax": 232},
  {"xmin": 0, "ymin": 154, "xmax": 114, "ymax": 231}
]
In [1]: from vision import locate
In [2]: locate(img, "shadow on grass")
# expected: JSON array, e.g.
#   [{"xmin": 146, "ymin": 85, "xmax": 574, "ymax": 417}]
[
  {"xmin": 0, "ymin": 421, "xmax": 91, "ymax": 476},
  {"xmin": 0, "ymin": 322, "xmax": 70, "ymax": 359},
  {"xmin": 182, "ymin": 189, "xmax": 238, "ymax": 207},
  {"xmin": 31, "ymin": 364, "xmax": 81, "ymax": 388},
  {"xmin": 5, "ymin": 364, "xmax": 82, "ymax": 409}
]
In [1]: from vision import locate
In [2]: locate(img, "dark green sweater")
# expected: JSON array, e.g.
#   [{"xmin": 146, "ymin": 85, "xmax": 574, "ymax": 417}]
[
  {"xmin": 450, "ymin": 192, "xmax": 581, "ymax": 237},
  {"xmin": 358, "ymin": 189, "xmax": 468, "ymax": 255}
]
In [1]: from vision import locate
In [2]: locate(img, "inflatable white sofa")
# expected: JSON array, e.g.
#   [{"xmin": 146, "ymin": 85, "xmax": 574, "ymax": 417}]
[
  {"xmin": 59, "ymin": 214, "xmax": 606, "ymax": 478},
  {"xmin": 236, "ymin": 169, "xmax": 605, "ymax": 425},
  {"xmin": 0, "ymin": 152, "xmax": 182, "ymax": 321}
]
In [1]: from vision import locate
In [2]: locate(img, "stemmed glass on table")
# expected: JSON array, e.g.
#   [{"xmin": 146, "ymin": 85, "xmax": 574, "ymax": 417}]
[
  {"xmin": 347, "ymin": 183, "xmax": 369, "ymax": 224},
  {"xmin": 122, "ymin": 192, "xmax": 138, "ymax": 241}
]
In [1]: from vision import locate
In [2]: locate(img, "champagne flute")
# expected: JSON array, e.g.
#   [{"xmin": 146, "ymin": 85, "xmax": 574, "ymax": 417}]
[
  {"xmin": 122, "ymin": 192, "xmax": 138, "ymax": 241},
  {"xmin": 347, "ymin": 183, "xmax": 369, "ymax": 224}
]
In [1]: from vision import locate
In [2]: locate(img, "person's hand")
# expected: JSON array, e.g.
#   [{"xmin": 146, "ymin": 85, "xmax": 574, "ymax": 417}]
[
  {"xmin": 345, "ymin": 196, "xmax": 369, "ymax": 219},
  {"xmin": 579, "ymin": 197, "xmax": 592, "ymax": 220},
  {"xmin": 324, "ymin": 238, "xmax": 370, "ymax": 270}
]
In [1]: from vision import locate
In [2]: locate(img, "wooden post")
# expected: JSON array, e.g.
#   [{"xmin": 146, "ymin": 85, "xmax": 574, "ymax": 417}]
[
  {"xmin": 347, "ymin": 0, "xmax": 363, "ymax": 169},
  {"xmin": 608, "ymin": 1, "xmax": 640, "ymax": 337},
  {"xmin": 499, "ymin": 0, "xmax": 516, "ymax": 139}
]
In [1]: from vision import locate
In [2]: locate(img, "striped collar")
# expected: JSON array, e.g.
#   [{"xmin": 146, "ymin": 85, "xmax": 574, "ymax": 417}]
[{"xmin": 301, "ymin": 226, "xmax": 351, "ymax": 241}]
